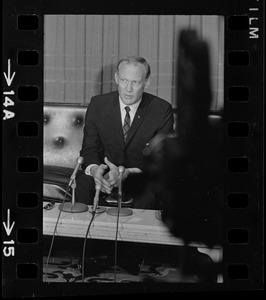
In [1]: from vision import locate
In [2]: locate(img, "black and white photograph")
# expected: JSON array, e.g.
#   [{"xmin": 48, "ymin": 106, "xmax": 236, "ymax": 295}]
[
  {"xmin": 2, "ymin": 0, "xmax": 264, "ymax": 297},
  {"xmin": 43, "ymin": 14, "xmax": 225, "ymax": 284}
]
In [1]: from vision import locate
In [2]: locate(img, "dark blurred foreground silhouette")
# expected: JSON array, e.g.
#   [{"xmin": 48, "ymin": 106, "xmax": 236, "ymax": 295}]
[
  {"xmin": 125, "ymin": 29, "xmax": 224, "ymax": 249},
  {"xmin": 124, "ymin": 29, "xmax": 224, "ymax": 282}
]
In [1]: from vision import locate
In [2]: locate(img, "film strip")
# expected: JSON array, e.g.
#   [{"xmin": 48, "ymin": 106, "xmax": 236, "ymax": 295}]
[{"xmin": 2, "ymin": 0, "xmax": 264, "ymax": 296}]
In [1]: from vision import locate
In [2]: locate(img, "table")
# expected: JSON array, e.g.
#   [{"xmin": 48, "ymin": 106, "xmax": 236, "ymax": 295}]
[{"xmin": 43, "ymin": 202, "xmax": 222, "ymax": 265}]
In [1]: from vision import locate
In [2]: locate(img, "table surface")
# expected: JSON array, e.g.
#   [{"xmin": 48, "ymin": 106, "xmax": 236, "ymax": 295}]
[
  {"xmin": 43, "ymin": 202, "xmax": 223, "ymax": 282},
  {"xmin": 43, "ymin": 202, "xmax": 222, "ymax": 260},
  {"xmin": 43, "ymin": 202, "xmax": 185, "ymax": 244}
]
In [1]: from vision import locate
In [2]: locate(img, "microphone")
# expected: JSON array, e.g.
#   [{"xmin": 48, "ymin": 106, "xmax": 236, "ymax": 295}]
[
  {"xmin": 117, "ymin": 166, "xmax": 125, "ymax": 208},
  {"xmin": 118, "ymin": 166, "xmax": 125, "ymax": 195},
  {"xmin": 92, "ymin": 183, "xmax": 101, "ymax": 212},
  {"xmin": 106, "ymin": 166, "xmax": 133, "ymax": 217},
  {"xmin": 58, "ymin": 156, "xmax": 88, "ymax": 213},
  {"xmin": 68, "ymin": 156, "xmax": 84, "ymax": 187},
  {"xmin": 89, "ymin": 182, "xmax": 106, "ymax": 214}
]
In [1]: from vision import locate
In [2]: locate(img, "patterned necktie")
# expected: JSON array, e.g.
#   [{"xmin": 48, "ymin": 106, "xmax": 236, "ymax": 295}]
[{"xmin": 123, "ymin": 106, "xmax": 131, "ymax": 142}]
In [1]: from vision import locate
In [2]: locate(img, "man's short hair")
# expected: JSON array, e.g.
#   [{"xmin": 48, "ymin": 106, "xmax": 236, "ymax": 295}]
[{"xmin": 116, "ymin": 56, "xmax": 151, "ymax": 79}]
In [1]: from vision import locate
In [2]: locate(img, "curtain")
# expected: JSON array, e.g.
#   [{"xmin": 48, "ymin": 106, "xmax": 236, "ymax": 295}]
[{"xmin": 44, "ymin": 15, "xmax": 224, "ymax": 111}]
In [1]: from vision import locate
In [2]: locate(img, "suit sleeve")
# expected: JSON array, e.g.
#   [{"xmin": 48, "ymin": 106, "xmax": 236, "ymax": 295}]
[{"xmin": 80, "ymin": 98, "xmax": 104, "ymax": 170}]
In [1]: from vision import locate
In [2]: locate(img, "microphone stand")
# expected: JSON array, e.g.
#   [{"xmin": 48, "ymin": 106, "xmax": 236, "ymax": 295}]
[
  {"xmin": 89, "ymin": 184, "xmax": 106, "ymax": 214},
  {"xmin": 106, "ymin": 167, "xmax": 133, "ymax": 217},
  {"xmin": 58, "ymin": 177, "xmax": 88, "ymax": 213}
]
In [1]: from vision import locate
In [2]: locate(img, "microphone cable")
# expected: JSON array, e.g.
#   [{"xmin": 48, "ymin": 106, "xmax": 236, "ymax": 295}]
[
  {"xmin": 44, "ymin": 186, "xmax": 70, "ymax": 282},
  {"xmin": 81, "ymin": 184, "xmax": 101, "ymax": 282},
  {"xmin": 113, "ymin": 197, "xmax": 120, "ymax": 282},
  {"xmin": 113, "ymin": 167, "xmax": 124, "ymax": 282},
  {"xmin": 81, "ymin": 209, "xmax": 96, "ymax": 282},
  {"xmin": 44, "ymin": 156, "xmax": 84, "ymax": 281},
  {"xmin": 81, "ymin": 201, "xmax": 120, "ymax": 282}
]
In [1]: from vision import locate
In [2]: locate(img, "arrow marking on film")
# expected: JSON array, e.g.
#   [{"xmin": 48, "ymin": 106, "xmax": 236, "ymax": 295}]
[
  {"xmin": 3, "ymin": 59, "xmax": 16, "ymax": 86},
  {"xmin": 3, "ymin": 209, "xmax": 15, "ymax": 236}
]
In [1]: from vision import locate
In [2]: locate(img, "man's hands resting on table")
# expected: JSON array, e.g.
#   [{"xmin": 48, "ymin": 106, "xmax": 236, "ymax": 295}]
[{"xmin": 90, "ymin": 157, "xmax": 133, "ymax": 194}]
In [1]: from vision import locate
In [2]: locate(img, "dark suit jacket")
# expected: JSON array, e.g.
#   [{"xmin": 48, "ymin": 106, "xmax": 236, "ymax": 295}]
[{"xmin": 80, "ymin": 91, "xmax": 174, "ymax": 171}]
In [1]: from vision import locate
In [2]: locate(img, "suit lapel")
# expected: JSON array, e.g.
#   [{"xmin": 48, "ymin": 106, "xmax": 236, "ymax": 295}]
[{"xmin": 124, "ymin": 95, "xmax": 147, "ymax": 147}]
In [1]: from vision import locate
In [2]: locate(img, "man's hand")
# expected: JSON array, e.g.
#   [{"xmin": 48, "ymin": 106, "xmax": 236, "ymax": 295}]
[
  {"xmin": 104, "ymin": 157, "xmax": 131, "ymax": 186},
  {"xmin": 104, "ymin": 157, "xmax": 120, "ymax": 188},
  {"xmin": 91, "ymin": 164, "xmax": 112, "ymax": 194}
]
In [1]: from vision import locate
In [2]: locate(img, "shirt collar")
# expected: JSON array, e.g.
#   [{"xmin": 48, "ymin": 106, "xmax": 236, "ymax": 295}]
[{"xmin": 119, "ymin": 96, "xmax": 142, "ymax": 112}]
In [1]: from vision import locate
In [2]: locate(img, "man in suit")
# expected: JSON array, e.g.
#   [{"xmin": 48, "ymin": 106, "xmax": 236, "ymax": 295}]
[{"xmin": 76, "ymin": 56, "xmax": 174, "ymax": 209}]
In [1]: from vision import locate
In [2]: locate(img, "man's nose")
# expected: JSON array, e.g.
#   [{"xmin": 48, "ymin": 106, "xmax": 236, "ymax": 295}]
[{"xmin": 126, "ymin": 82, "xmax": 133, "ymax": 92}]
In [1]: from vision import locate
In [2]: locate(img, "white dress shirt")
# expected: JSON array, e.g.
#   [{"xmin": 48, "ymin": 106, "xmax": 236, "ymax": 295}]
[{"xmin": 119, "ymin": 96, "xmax": 141, "ymax": 127}]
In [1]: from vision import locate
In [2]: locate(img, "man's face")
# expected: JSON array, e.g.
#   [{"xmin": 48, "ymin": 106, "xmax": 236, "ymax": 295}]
[{"xmin": 115, "ymin": 62, "xmax": 150, "ymax": 105}]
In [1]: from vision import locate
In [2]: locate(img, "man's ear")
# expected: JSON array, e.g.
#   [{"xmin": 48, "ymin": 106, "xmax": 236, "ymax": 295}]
[
  {"xmin": 114, "ymin": 72, "xmax": 119, "ymax": 84},
  {"xmin": 145, "ymin": 76, "xmax": 151, "ymax": 89}
]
